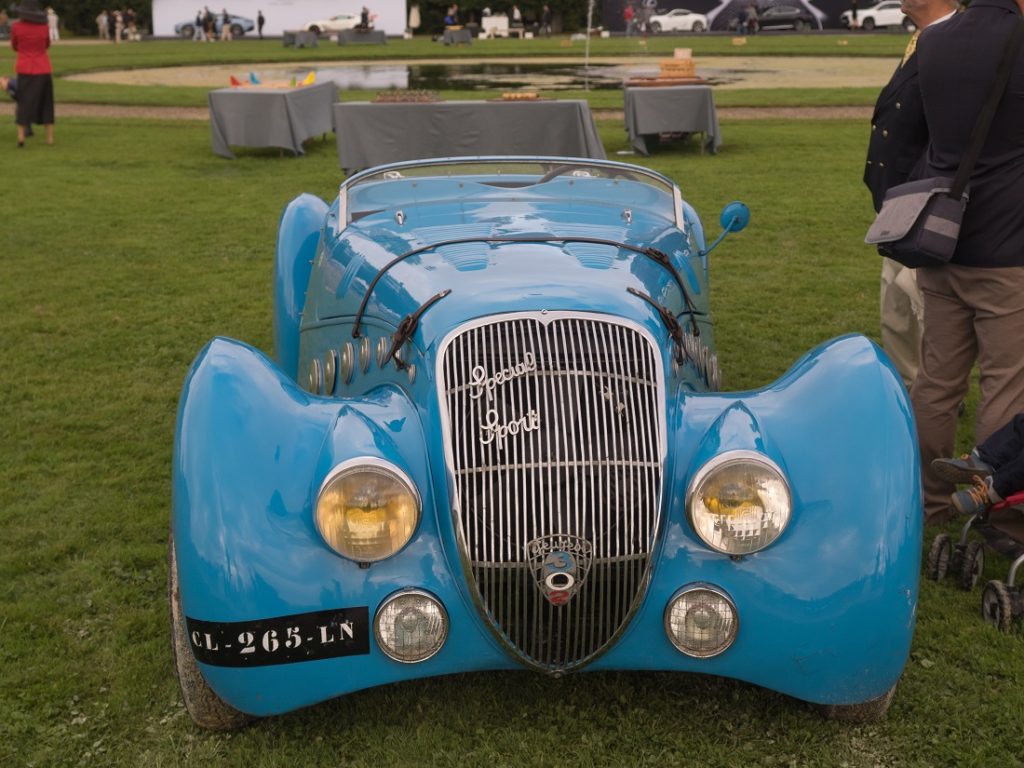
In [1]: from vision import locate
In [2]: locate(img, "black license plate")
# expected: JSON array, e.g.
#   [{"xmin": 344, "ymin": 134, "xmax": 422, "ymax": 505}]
[{"xmin": 186, "ymin": 606, "xmax": 370, "ymax": 667}]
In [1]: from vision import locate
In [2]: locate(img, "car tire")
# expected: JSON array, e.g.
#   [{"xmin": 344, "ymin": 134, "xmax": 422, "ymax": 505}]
[
  {"xmin": 230, "ymin": 23, "xmax": 243, "ymax": 37},
  {"xmin": 959, "ymin": 540, "xmax": 985, "ymax": 591},
  {"xmin": 692, "ymin": 21, "xmax": 705, "ymax": 32},
  {"xmin": 981, "ymin": 580, "xmax": 1014, "ymax": 633},
  {"xmin": 862, "ymin": 17, "xmax": 876, "ymax": 31},
  {"xmin": 795, "ymin": 20, "xmax": 809, "ymax": 31},
  {"xmin": 309, "ymin": 25, "xmax": 321, "ymax": 35},
  {"xmin": 818, "ymin": 682, "xmax": 898, "ymax": 723},
  {"xmin": 926, "ymin": 533, "xmax": 951, "ymax": 581},
  {"xmin": 179, "ymin": 24, "xmax": 194, "ymax": 39},
  {"xmin": 650, "ymin": 22, "xmax": 662, "ymax": 34},
  {"xmin": 169, "ymin": 532, "xmax": 253, "ymax": 731},
  {"xmin": 901, "ymin": 17, "xmax": 917, "ymax": 32}
]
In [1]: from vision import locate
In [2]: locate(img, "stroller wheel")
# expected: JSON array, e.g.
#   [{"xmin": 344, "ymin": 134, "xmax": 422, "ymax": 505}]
[
  {"xmin": 981, "ymin": 580, "xmax": 1014, "ymax": 633},
  {"xmin": 926, "ymin": 534, "xmax": 951, "ymax": 581},
  {"xmin": 959, "ymin": 540, "xmax": 985, "ymax": 591}
]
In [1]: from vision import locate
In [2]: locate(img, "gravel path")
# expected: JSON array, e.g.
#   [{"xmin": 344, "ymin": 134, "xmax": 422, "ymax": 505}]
[{"xmin": 0, "ymin": 102, "xmax": 870, "ymax": 121}]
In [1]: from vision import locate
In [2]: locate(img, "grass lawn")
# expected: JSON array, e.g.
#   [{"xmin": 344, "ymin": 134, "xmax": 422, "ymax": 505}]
[{"xmin": 1, "ymin": 111, "xmax": 1021, "ymax": 767}]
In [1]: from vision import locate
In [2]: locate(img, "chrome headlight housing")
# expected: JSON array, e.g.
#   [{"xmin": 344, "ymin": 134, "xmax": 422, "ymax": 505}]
[
  {"xmin": 315, "ymin": 458, "xmax": 420, "ymax": 563},
  {"xmin": 664, "ymin": 584, "xmax": 738, "ymax": 658},
  {"xmin": 686, "ymin": 450, "xmax": 791, "ymax": 555},
  {"xmin": 375, "ymin": 589, "xmax": 449, "ymax": 663}
]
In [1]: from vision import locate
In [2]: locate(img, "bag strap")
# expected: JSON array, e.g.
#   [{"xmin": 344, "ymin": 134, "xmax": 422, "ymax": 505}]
[{"xmin": 952, "ymin": 18, "xmax": 1024, "ymax": 199}]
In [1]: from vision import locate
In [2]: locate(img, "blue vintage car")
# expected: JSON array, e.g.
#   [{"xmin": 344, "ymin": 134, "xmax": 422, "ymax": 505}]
[{"xmin": 171, "ymin": 157, "xmax": 921, "ymax": 729}]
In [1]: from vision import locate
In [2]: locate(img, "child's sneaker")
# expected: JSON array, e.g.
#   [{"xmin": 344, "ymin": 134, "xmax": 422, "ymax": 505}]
[
  {"xmin": 951, "ymin": 476, "xmax": 997, "ymax": 516},
  {"xmin": 931, "ymin": 450, "xmax": 993, "ymax": 484}
]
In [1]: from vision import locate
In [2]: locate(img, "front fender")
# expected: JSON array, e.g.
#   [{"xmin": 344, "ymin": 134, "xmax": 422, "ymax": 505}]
[
  {"xmin": 596, "ymin": 334, "xmax": 921, "ymax": 705},
  {"xmin": 172, "ymin": 337, "xmax": 510, "ymax": 715}
]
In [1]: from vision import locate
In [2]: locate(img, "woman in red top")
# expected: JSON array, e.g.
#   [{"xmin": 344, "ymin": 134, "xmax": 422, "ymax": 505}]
[{"xmin": 10, "ymin": 0, "xmax": 54, "ymax": 147}]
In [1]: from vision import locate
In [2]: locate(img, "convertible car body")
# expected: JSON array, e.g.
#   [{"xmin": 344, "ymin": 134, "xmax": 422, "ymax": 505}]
[{"xmin": 171, "ymin": 157, "xmax": 920, "ymax": 729}]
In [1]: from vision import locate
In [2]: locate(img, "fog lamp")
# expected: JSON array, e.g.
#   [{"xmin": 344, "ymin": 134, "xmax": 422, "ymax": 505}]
[
  {"xmin": 315, "ymin": 459, "xmax": 420, "ymax": 563},
  {"xmin": 664, "ymin": 585, "xmax": 738, "ymax": 658},
  {"xmin": 686, "ymin": 450, "xmax": 791, "ymax": 555},
  {"xmin": 374, "ymin": 589, "xmax": 448, "ymax": 663}
]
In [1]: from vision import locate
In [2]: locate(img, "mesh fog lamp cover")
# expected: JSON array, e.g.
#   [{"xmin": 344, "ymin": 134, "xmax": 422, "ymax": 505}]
[
  {"xmin": 686, "ymin": 450, "xmax": 791, "ymax": 555},
  {"xmin": 664, "ymin": 585, "xmax": 738, "ymax": 658},
  {"xmin": 375, "ymin": 589, "xmax": 449, "ymax": 663},
  {"xmin": 315, "ymin": 459, "xmax": 420, "ymax": 563}
]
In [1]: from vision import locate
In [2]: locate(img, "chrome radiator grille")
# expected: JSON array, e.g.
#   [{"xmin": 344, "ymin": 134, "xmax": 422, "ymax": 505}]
[{"xmin": 439, "ymin": 313, "xmax": 664, "ymax": 670}]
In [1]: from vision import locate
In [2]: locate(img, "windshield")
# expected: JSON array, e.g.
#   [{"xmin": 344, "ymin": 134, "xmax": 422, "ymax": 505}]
[{"xmin": 341, "ymin": 158, "xmax": 680, "ymax": 224}]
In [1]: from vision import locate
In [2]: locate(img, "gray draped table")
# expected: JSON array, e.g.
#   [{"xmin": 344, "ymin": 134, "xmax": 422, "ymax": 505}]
[
  {"xmin": 442, "ymin": 28, "xmax": 473, "ymax": 44},
  {"xmin": 333, "ymin": 99, "xmax": 607, "ymax": 172},
  {"xmin": 337, "ymin": 28, "xmax": 386, "ymax": 44},
  {"xmin": 624, "ymin": 85, "xmax": 721, "ymax": 156},
  {"xmin": 209, "ymin": 81, "xmax": 337, "ymax": 159},
  {"xmin": 282, "ymin": 29, "xmax": 318, "ymax": 47}
]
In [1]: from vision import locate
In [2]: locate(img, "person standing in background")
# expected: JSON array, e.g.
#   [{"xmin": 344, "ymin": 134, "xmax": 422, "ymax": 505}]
[
  {"xmin": 257, "ymin": 10, "xmax": 264, "ymax": 38},
  {"xmin": 45, "ymin": 5, "xmax": 57, "ymax": 41},
  {"xmin": 746, "ymin": 3, "xmax": 759, "ymax": 33},
  {"xmin": 912, "ymin": 0, "xmax": 1024, "ymax": 525},
  {"xmin": 220, "ymin": 9, "xmax": 232, "ymax": 40},
  {"xmin": 125, "ymin": 7, "xmax": 137, "ymax": 40},
  {"xmin": 9, "ymin": 0, "xmax": 54, "ymax": 147},
  {"xmin": 203, "ymin": 7, "xmax": 215, "ymax": 41},
  {"xmin": 113, "ymin": 9, "xmax": 124, "ymax": 43},
  {"xmin": 541, "ymin": 3, "xmax": 552, "ymax": 35},
  {"xmin": 96, "ymin": 9, "xmax": 109, "ymax": 39},
  {"xmin": 864, "ymin": 0, "xmax": 958, "ymax": 391},
  {"xmin": 850, "ymin": 0, "xmax": 859, "ymax": 27}
]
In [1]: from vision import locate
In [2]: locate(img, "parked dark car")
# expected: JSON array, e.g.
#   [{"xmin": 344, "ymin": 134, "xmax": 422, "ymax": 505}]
[
  {"xmin": 754, "ymin": 4, "xmax": 821, "ymax": 30},
  {"xmin": 729, "ymin": 3, "xmax": 823, "ymax": 31}
]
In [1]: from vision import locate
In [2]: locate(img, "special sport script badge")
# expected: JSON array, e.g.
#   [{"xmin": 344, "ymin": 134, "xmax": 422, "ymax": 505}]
[{"xmin": 526, "ymin": 535, "xmax": 593, "ymax": 606}]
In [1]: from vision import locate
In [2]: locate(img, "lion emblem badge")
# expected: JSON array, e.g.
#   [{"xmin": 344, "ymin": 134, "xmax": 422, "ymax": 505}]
[{"xmin": 526, "ymin": 535, "xmax": 594, "ymax": 606}]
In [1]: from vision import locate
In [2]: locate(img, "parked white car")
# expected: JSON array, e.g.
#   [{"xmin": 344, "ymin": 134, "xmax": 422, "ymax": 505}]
[
  {"xmin": 840, "ymin": 0, "xmax": 916, "ymax": 31},
  {"xmin": 304, "ymin": 14, "xmax": 362, "ymax": 35},
  {"xmin": 648, "ymin": 8, "xmax": 709, "ymax": 33}
]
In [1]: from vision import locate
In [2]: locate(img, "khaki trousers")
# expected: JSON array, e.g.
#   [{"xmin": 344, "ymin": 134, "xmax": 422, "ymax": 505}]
[
  {"xmin": 912, "ymin": 264, "xmax": 1024, "ymax": 523},
  {"xmin": 880, "ymin": 257, "xmax": 923, "ymax": 390}
]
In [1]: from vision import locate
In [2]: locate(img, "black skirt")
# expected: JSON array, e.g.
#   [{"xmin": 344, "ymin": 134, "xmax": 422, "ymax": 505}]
[{"xmin": 15, "ymin": 73, "xmax": 55, "ymax": 126}]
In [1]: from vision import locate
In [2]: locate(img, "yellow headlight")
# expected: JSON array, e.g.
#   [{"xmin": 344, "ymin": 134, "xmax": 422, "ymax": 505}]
[
  {"xmin": 315, "ymin": 460, "xmax": 420, "ymax": 563},
  {"xmin": 687, "ymin": 451, "xmax": 791, "ymax": 555}
]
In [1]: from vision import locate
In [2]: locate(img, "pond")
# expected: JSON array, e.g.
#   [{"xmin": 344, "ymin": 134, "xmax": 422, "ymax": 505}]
[{"xmin": 66, "ymin": 57, "xmax": 893, "ymax": 91}]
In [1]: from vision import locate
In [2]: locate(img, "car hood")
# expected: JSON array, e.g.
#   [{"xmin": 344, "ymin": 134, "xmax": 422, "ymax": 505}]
[{"xmin": 303, "ymin": 197, "xmax": 706, "ymax": 347}]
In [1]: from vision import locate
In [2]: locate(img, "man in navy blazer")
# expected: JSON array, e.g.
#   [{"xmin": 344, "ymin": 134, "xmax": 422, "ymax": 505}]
[
  {"xmin": 913, "ymin": 0, "xmax": 1024, "ymax": 524},
  {"xmin": 864, "ymin": 0, "xmax": 957, "ymax": 391}
]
